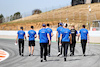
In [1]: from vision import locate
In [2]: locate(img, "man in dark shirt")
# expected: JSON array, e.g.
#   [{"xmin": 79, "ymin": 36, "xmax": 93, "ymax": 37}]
[{"xmin": 70, "ymin": 25, "xmax": 78, "ymax": 56}]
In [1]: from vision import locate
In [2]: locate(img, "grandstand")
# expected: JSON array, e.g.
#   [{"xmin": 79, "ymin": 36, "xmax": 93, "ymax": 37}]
[{"xmin": 72, "ymin": 0, "xmax": 100, "ymax": 6}]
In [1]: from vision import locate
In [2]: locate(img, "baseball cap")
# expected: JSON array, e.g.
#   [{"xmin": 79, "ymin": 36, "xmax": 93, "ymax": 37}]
[
  {"xmin": 42, "ymin": 24, "xmax": 46, "ymax": 27},
  {"xmin": 63, "ymin": 23, "xmax": 68, "ymax": 27},
  {"xmin": 59, "ymin": 23, "xmax": 62, "ymax": 26}
]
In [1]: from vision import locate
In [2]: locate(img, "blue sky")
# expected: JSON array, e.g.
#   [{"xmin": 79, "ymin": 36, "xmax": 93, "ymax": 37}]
[{"xmin": 0, "ymin": 0, "xmax": 71, "ymax": 17}]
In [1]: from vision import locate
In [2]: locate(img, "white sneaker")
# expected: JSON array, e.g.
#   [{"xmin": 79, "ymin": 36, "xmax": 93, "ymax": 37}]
[
  {"xmin": 57, "ymin": 52, "xmax": 61, "ymax": 56},
  {"xmin": 60, "ymin": 54, "xmax": 63, "ymax": 57}
]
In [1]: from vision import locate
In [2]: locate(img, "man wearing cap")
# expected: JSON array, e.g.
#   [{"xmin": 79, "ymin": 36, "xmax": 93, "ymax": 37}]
[
  {"xmin": 78, "ymin": 25, "xmax": 89, "ymax": 56},
  {"xmin": 16, "ymin": 27, "xmax": 26, "ymax": 56},
  {"xmin": 38, "ymin": 24, "xmax": 51, "ymax": 62},
  {"xmin": 28, "ymin": 26, "xmax": 37, "ymax": 56},
  {"xmin": 46, "ymin": 24, "xmax": 53, "ymax": 57},
  {"xmin": 70, "ymin": 25, "xmax": 78, "ymax": 56},
  {"xmin": 56, "ymin": 23, "xmax": 63, "ymax": 56},
  {"xmin": 60, "ymin": 23, "xmax": 72, "ymax": 61}
]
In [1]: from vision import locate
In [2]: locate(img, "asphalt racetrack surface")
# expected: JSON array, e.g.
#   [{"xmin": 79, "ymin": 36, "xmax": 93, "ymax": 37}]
[{"xmin": 0, "ymin": 39, "xmax": 100, "ymax": 67}]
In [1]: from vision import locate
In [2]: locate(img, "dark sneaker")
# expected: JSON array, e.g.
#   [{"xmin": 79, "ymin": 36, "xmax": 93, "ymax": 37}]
[
  {"xmin": 84, "ymin": 54, "xmax": 86, "ymax": 56},
  {"xmin": 29, "ymin": 54, "xmax": 31, "ymax": 56},
  {"xmin": 44, "ymin": 57, "xmax": 47, "ymax": 60},
  {"xmin": 64, "ymin": 58, "xmax": 66, "ymax": 61},
  {"xmin": 19, "ymin": 53, "xmax": 21, "ymax": 56},
  {"xmin": 22, "ymin": 54, "xmax": 24, "ymax": 56},
  {"xmin": 83, "ymin": 54, "xmax": 86, "ymax": 56},
  {"xmin": 70, "ymin": 54, "xmax": 73, "ymax": 56},
  {"xmin": 48, "ymin": 54, "xmax": 50, "ymax": 57},
  {"xmin": 41, "ymin": 60, "xmax": 43, "ymax": 62}
]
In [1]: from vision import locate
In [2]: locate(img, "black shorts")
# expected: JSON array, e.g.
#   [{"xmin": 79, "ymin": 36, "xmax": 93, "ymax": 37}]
[{"xmin": 29, "ymin": 40, "xmax": 35, "ymax": 46}]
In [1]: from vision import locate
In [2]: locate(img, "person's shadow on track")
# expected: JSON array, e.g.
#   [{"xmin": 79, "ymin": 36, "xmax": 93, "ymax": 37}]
[
  {"xmin": 73, "ymin": 54, "xmax": 96, "ymax": 57},
  {"xmin": 47, "ymin": 59, "xmax": 60, "ymax": 62}
]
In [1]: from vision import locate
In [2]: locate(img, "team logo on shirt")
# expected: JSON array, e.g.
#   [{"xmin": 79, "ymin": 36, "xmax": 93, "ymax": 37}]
[
  {"xmin": 83, "ymin": 31, "xmax": 86, "ymax": 33},
  {"xmin": 71, "ymin": 32, "xmax": 75, "ymax": 34},
  {"xmin": 60, "ymin": 29, "xmax": 62, "ymax": 31},
  {"xmin": 20, "ymin": 33, "xmax": 23, "ymax": 35},
  {"xmin": 30, "ymin": 32, "xmax": 34, "ymax": 34},
  {"xmin": 64, "ymin": 31, "xmax": 68, "ymax": 33},
  {"xmin": 41, "ymin": 32, "xmax": 45, "ymax": 33},
  {"xmin": 47, "ymin": 29, "xmax": 50, "ymax": 32}
]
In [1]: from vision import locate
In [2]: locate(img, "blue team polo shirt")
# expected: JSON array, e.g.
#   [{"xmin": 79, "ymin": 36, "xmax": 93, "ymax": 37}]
[
  {"xmin": 60, "ymin": 28, "xmax": 71, "ymax": 42},
  {"xmin": 46, "ymin": 28, "xmax": 53, "ymax": 40},
  {"xmin": 28, "ymin": 30, "xmax": 36, "ymax": 41},
  {"xmin": 79, "ymin": 28, "xmax": 88, "ymax": 40},
  {"xmin": 57, "ymin": 26, "xmax": 63, "ymax": 38},
  {"xmin": 17, "ymin": 30, "xmax": 25, "ymax": 39},
  {"xmin": 38, "ymin": 28, "xmax": 49, "ymax": 43}
]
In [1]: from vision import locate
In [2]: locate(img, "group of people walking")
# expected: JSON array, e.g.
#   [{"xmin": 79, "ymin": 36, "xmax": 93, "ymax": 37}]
[{"xmin": 16, "ymin": 23, "xmax": 89, "ymax": 62}]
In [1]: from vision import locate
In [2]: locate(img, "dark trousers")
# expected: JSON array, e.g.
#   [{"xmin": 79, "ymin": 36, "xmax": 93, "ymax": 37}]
[
  {"xmin": 70, "ymin": 41, "xmax": 76, "ymax": 55},
  {"xmin": 47, "ymin": 41, "xmax": 51, "ymax": 55},
  {"xmin": 81, "ymin": 40, "xmax": 87, "ymax": 54},
  {"xmin": 40, "ymin": 43, "xmax": 47, "ymax": 60},
  {"xmin": 18, "ymin": 39, "xmax": 24, "ymax": 55},
  {"xmin": 62, "ymin": 42, "xmax": 69, "ymax": 58},
  {"xmin": 58, "ymin": 37, "xmax": 62, "ymax": 54}
]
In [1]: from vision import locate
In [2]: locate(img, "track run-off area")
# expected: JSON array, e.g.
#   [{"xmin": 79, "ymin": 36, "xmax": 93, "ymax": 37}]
[
  {"xmin": 0, "ymin": 39, "xmax": 100, "ymax": 67},
  {"xmin": 0, "ymin": 49, "xmax": 9, "ymax": 62}
]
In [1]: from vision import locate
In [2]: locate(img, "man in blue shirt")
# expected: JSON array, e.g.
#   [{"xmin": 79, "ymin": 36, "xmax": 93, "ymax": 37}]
[
  {"xmin": 46, "ymin": 24, "xmax": 53, "ymax": 57},
  {"xmin": 28, "ymin": 26, "xmax": 37, "ymax": 56},
  {"xmin": 56, "ymin": 23, "xmax": 63, "ymax": 56},
  {"xmin": 38, "ymin": 24, "xmax": 51, "ymax": 62},
  {"xmin": 60, "ymin": 23, "xmax": 72, "ymax": 61},
  {"xmin": 16, "ymin": 27, "xmax": 26, "ymax": 56},
  {"xmin": 78, "ymin": 25, "xmax": 89, "ymax": 56}
]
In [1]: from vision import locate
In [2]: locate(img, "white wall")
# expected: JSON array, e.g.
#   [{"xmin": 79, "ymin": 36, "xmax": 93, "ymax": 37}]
[
  {"xmin": 89, "ymin": 31, "xmax": 100, "ymax": 37},
  {"xmin": 0, "ymin": 30, "xmax": 100, "ymax": 37},
  {"xmin": 0, "ymin": 30, "xmax": 100, "ymax": 43}
]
